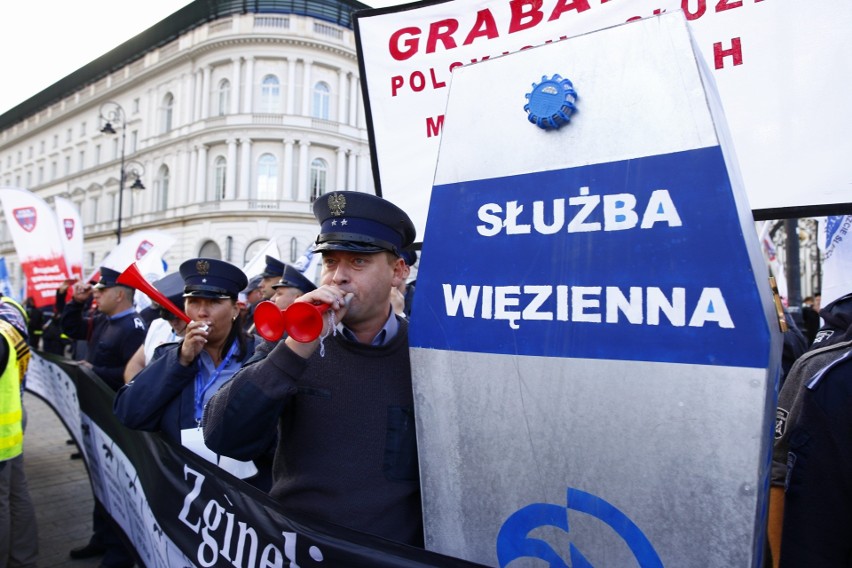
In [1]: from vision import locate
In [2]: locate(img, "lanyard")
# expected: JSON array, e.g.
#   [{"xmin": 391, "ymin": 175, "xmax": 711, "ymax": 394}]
[{"xmin": 194, "ymin": 341, "xmax": 238, "ymax": 425}]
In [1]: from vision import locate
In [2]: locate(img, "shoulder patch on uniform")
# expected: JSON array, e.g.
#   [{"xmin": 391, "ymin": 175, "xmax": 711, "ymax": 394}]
[
  {"xmin": 134, "ymin": 317, "xmax": 145, "ymax": 330},
  {"xmin": 775, "ymin": 407, "xmax": 789, "ymax": 439}
]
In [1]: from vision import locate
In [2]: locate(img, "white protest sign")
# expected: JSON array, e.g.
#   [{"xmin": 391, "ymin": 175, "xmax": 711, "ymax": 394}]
[{"xmin": 355, "ymin": 0, "xmax": 852, "ymax": 237}]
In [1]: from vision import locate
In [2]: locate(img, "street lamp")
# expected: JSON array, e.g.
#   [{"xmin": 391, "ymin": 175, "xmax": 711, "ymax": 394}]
[{"xmin": 99, "ymin": 101, "xmax": 145, "ymax": 243}]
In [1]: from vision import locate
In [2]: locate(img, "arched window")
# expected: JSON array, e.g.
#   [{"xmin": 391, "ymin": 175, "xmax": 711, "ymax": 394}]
[
  {"xmin": 243, "ymin": 239, "xmax": 269, "ymax": 266},
  {"xmin": 260, "ymin": 75, "xmax": 280, "ymax": 113},
  {"xmin": 310, "ymin": 158, "xmax": 328, "ymax": 202},
  {"xmin": 217, "ymin": 79, "xmax": 230, "ymax": 116},
  {"xmin": 199, "ymin": 240, "xmax": 222, "ymax": 259},
  {"xmin": 162, "ymin": 93, "xmax": 174, "ymax": 133},
  {"xmin": 214, "ymin": 156, "xmax": 227, "ymax": 200},
  {"xmin": 312, "ymin": 82, "xmax": 330, "ymax": 120},
  {"xmin": 256, "ymin": 154, "xmax": 278, "ymax": 200},
  {"xmin": 156, "ymin": 165, "xmax": 170, "ymax": 210}
]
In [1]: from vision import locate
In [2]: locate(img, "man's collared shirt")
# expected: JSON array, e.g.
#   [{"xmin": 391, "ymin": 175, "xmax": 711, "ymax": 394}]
[{"xmin": 339, "ymin": 307, "xmax": 398, "ymax": 346}]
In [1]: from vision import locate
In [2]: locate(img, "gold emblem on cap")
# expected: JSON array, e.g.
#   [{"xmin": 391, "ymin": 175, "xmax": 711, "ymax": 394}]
[
  {"xmin": 196, "ymin": 260, "xmax": 210, "ymax": 275},
  {"xmin": 328, "ymin": 193, "xmax": 346, "ymax": 216}
]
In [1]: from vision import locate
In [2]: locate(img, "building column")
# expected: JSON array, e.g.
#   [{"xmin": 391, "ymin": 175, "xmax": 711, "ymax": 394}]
[
  {"xmin": 231, "ymin": 57, "xmax": 242, "ymax": 115},
  {"xmin": 226, "ymin": 138, "xmax": 238, "ymax": 200},
  {"xmin": 180, "ymin": 73, "xmax": 192, "ymax": 127},
  {"xmin": 239, "ymin": 138, "xmax": 252, "ymax": 199},
  {"xmin": 188, "ymin": 148, "xmax": 198, "ymax": 204},
  {"xmin": 178, "ymin": 148, "xmax": 190, "ymax": 206},
  {"xmin": 242, "ymin": 57, "xmax": 255, "ymax": 114},
  {"xmin": 297, "ymin": 140, "xmax": 310, "ymax": 201},
  {"xmin": 301, "ymin": 60, "xmax": 313, "ymax": 116},
  {"xmin": 335, "ymin": 147, "xmax": 346, "ymax": 191},
  {"xmin": 196, "ymin": 144, "xmax": 208, "ymax": 202},
  {"xmin": 283, "ymin": 139, "xmax": 295, "ymax": 200},
  {"xmin": 201, "ymin": 65, "xmax": 212, "ymax": 120},
  {"xmin": 194, "ymin": 70, "xmax": 204, "ymax": 122},
  {"xmin": 357, "ymin": 152, "xmax": 368, "ymax": 193},
  {"xmin": 348, "ymin": 73, "xmax": 359, "ymax": 127},
  {"xmin": 347, "ymin": 149, "xmax": 357, "ymax": 191},
  {"xmin": 337, "ymin": 69, "xmax": 347, "ymax": 124},
  {"xmin": 286, "ymin": 58, "xmax": 296, "ymax": 115}
]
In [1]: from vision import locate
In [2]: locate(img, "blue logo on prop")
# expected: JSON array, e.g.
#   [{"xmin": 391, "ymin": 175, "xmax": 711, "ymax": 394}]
[
  {"xmin": 524, "ymin": 74, "xmax": 578, "ymax": 130},
  {"xmin": 496, "ymin": 488, "xmax": 662, "ymax": 568}
]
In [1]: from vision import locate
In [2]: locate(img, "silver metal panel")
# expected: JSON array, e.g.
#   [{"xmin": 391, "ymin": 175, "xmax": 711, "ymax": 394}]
[{"xmin": 412, "ymin": 350, "xmax": 772, "ymax": 567}]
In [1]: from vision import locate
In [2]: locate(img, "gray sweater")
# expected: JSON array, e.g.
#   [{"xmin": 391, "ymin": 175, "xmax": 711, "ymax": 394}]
[{"xmin": 204, "ymin": 319, "xmax": 423, "ymax": 546}]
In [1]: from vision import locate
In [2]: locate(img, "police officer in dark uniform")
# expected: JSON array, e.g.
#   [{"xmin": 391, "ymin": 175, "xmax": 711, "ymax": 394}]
[
  {"xmin": 779, "ymin": 347, "xmax": 852, "ymax": 566},
  {"xmin": 258, "ymin": 255, "xmax": 285, "ymax": 301},
  {"xmin": 61, "ymin": 267, "xmax": 148, "ymax": 392},
  {"xmin": 270, "ymin": 264, "xmax": 317, "ymax": 310},
  {"xmin": 61, "ymin": 266, "xmax": 146, "ymax": 567}
]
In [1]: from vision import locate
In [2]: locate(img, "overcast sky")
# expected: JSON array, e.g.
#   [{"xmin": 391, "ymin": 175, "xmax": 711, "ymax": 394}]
[{"xmin": 0, "ymin": 0, "xmax": 405, "ymax": 116}]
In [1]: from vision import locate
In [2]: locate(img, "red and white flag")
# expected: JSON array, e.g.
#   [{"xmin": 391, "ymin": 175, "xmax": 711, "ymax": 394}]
[
  {"xmin": 0, "ymin": 187, "xmax": 70, "ymax": 308},
  {"xmin": 821, "ymin": 215, "xmax": 852, "ymax": 307},
  {"xmin": 54, "ymin": 196, "xmax": 84, "ymax": 281}
]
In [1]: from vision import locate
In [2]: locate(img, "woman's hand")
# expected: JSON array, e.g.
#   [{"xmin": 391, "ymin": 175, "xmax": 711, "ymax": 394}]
[{"xmin": 179, "ymin": 320, "xmax": 210, "ymax": 366}]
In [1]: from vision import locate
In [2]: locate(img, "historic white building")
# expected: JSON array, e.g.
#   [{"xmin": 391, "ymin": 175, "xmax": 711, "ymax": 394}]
[{"xmin": 0, "ymin": 0, "xmax": 371, "ymax": 290}]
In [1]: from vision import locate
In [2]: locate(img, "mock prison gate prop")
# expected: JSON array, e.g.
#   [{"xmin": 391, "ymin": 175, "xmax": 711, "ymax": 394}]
[
  {"xmin": 24, "ymin": 353, "xmax": 486, "ymax": 568},
  {"xmin": 409, "ymin": 13, "xmax": 781, "ymax": 567}
]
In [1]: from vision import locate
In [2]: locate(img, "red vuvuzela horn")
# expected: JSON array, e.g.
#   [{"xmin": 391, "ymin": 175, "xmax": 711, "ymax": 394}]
[
  {"xmin": 117, "ymin": 263, "xmax": 191, "ymax": 324},
  {"xmin": 254, "ymin": 300, "xmax": 330, "ymax": 343}
]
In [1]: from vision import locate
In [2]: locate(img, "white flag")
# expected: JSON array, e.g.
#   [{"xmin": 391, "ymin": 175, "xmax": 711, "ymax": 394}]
[
  {"xmin": 241, "ymin": 240, "xmax": 281, "ymax": 279},
  {"xmin": 0, "ymin": 187, "xmax": 70, "ymax": 308}
]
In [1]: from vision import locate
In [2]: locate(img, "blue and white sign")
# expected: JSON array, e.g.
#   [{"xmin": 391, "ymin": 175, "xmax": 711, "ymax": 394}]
[{"xmin": 409, "ymin": 13, "xmax": 781, "ymax": 567}]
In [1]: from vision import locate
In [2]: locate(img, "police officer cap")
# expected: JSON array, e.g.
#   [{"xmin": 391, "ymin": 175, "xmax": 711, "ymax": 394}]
[
  {"xmin": 260, "ymin": 256, "xmax": 285, "ymax": 279},
  {"xmin": 93, "ymin": 267, "xmax": 131, "ymax": 290},
  {"xmin": 180, "ymin": 258, "xmax": 247, "ymax": 300},
  {"xmin": 243, "ymin": 275, "xmax": 263, "ymax": 294},
  {"xmin": 152, "ymin": 272, "xmax": 185, "ymax": 307},
  {"xmin": 271, "ymin": 265, "xmax": 317, "ymax": 294},
  {"xmin": 312, "ymin": 191, "xmax": 416, "ymax": 256}
]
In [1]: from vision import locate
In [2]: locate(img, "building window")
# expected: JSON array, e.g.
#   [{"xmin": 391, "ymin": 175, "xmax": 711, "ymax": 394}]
[
  {"xmin": 26, "ymin": 171, "xmax": 32, "ymax": 187},
  {"xmin": 312, "ymin": 82, "xmax": 330, "ymax": 119},
  {"xmin": 213, "ymin": 156, "xmax": 226, "ymax": 200},
  {"xmin": 50, "ymin": 161, "xmax": 57, "ymax": 180},
  {"xmin": 310, "ymin": 158, "xmax": 327, "ymax": 202},
  {"xmin": 39, "ymin": 140, "xmax": 45, "ymax": 154},
  {"xmin": 112, "ymin": 138, "xmax": 119, "ymax": 160},
  {"xmin": 53, "ymin": 134, "xmax": 58, "ymax": 149},
  {"xmin": 199, "ymin": 240, "xmax": 222, "ymax": 259},
  {"xmin": 260, "ymin": 75, "xmax": 280, "ymax": 113},
  {"xmin": 94, "ymin": 145, "xmax": 101, "ymax": 165},
  {"xmin": 217, "ymin": 79, "xmax": 230, "ymax": 116},
  {"xmin": 66, "ymin": 128, "xmax": 72, "ymax": 142},
  {"xmin": 64, "ymin": 156, "xmax": 70, "ymax": 175},
  {"xmin": 156, "ymin": 165, "xmax": 170, "ymax": 210},
  {"xmin": 80, "ymin": 122, "xmax": 86, "ymax": 137},
  {"xmin": 78, "ymin": 150, "xmax": 85, "ymax": 171},
  {"xmin": 133, "ymin": 98, "xmax": 140, "ymax": 113},
  {"xmin": 130, "ymin": 131, "xmax": 138, "ymax": 154},
  {"xmin": 162, "ymin": 93, "xmax": 174, "ymax": 133},
  {"xmin": 37, "ymin": 167, "xmax": 43, "ymax": 185},
  {"xmin": 256, "ymin": 153, "xmax": 277, "ymax": 200}
]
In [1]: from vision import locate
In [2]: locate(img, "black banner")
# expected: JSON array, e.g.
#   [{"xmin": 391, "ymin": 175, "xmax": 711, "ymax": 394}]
[{"xmin": 25, "ymin": 353, "xmax": 485, "ymax": 568}]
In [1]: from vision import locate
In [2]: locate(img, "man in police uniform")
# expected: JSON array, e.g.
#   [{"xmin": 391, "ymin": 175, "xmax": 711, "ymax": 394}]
[
  {"xmin": 779, "ymin": 345, "xmax": 852, "ymax": 566},
  {"xmin": 259, "ymin": 255, "xmax": 285, "ymax": 300},
  {"xmin": 204, "ymin": 191, "xmax": 423, "ymax": 546},
  {"xmin": 0, "ymin": 297, "xmax": 38, "ymax": 567},
  {"xmin": 61, "ymin": 267, "xmax": 146, "ymax": 567},
  {"xmin": 271, "ymin": 264, "xmax": 316, "ymax": 311}
]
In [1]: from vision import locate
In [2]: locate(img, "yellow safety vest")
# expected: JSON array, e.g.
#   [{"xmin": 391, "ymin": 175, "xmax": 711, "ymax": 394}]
[{"xmin": 0, "ymin": 319, "xmax": 29, "ymax": 461}]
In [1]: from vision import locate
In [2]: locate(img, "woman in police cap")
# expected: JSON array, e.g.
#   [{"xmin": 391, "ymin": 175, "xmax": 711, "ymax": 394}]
[{"xmin": 114, "ymin": 258, "xmax": 270, "ymax": 488}]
